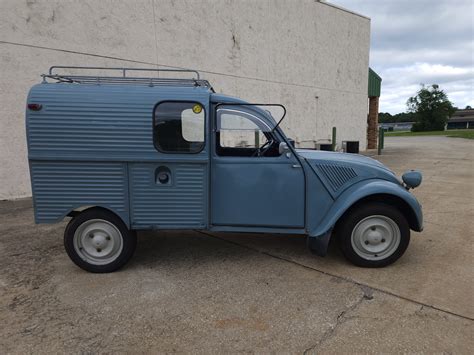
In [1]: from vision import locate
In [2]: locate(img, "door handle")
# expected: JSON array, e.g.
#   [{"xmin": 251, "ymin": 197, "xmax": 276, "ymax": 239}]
[
  {"xmin": 292, "ymin": 164, "xmax": 302, "ymax": 168},
  {"xmin": 155, "ymin": 166, "xmax": 172, "ymax": 185}
]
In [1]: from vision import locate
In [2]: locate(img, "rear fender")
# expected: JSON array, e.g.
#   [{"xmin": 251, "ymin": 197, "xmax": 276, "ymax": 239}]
[{"xmin": 64, "ymin": 204, "xmax": 130, "ymax": 229}]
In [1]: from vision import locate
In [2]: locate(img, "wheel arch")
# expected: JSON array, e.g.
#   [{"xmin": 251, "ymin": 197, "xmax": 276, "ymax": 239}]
[
  {"xmin": 308, "ymin": 179, "xmax": 423, "ymax": 239},
  {"xmin": 334, "ymin": 193, "xmax": 421, "ymax": 233},
  {"xmin": 66, "ymin": 205, "xmax": 130, "ymax": 229}
]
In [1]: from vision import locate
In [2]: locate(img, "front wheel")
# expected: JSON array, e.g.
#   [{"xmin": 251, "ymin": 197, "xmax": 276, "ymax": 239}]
[
  {"xmin": 64, "ymin": 208, "xmax": 137, "ymax": 273},
  {"xmin": 336, "ymin": 203, "xmax": 410, "ymax": 267}
]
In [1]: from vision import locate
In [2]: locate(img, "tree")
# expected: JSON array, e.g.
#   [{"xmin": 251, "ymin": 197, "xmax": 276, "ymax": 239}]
[
  {"xmin": 378, "ymin": 112, "xmax": 393, "ymax": 123},
  {"xmin": 407, "ymin": 84, "xmax": 456, "ymax": 132},
  {"xmin": 378, "ymin": 112, "xmax": 416, "ymax": 123}
]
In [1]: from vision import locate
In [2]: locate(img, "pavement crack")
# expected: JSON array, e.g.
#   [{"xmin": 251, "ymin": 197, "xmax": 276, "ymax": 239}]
[
  {"xmin": 195, "ymin": 231, "xmax": 474, "ymax": 322},
  {"xmin": 303, "ymin": 291, "xmax": 368, "ymax": 354}
]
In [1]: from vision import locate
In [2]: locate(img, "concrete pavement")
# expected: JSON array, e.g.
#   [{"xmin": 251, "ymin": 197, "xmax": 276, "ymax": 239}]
[
  {"xmin": 216, "ymin": 136, "xmax": 474, "ymax": 319},
  {"xmin": 0, "ymin": 136, "xmax": 472, "ymax": 353}
]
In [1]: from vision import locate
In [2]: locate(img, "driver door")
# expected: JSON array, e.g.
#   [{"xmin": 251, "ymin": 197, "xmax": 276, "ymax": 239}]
[{"xmin": 210, "ymin": 105, "xmax": 305, "ymax": 228}]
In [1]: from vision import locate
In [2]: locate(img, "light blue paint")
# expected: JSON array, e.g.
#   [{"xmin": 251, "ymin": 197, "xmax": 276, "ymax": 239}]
[
  {"xmin": 29, "ymin": 160, "xmax": 130, "ymax": 227},
  {"xmin": 26, "ymin": 80, "xmax": 423, "ymax": 256},
  {"xmin": 307, "ymin": 179, "xmax": 423, "ymax": 237},
  {"xmin": 211, "ymin": 157, "xmax": 305, "ymax": 227},
  {"xmin": 402, "ymin": 170, "xmax": 422, "ymax": 189},
  {"xmin": 129, "ymin": 162, "xmax": 207, "ymax": 229}
]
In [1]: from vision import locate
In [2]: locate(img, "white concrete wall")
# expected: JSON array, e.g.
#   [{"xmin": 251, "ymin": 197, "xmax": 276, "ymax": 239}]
[{"xmin": 0, "ymin": 0, "xmax": 370, "ymax": 199}]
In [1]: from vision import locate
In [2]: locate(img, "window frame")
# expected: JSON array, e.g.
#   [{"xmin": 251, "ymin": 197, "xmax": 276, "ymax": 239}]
[
  {"xmin": 215, "ymin": 107, "xmax": 280, "ymax": 156},
  {"xmin": 153, "ymin": 100, "xmax": 206, "ymax": 154},
  {"xmin": 216, "ymin": 108, "xmax": 273, "ymax": 132}
]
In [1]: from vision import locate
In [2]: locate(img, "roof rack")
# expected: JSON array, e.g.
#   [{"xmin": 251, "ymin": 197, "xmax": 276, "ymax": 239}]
[{"xmin": 41, "ymin": 66, "xmax": 214, "ymax": 90}]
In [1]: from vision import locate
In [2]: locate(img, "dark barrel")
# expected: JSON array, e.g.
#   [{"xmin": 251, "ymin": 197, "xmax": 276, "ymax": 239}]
[
  {"xmin": 345, "ymin": 141, "xmax": 359, "ymax": 154},
  {"xmin": 319, "ymin": 143, "xmax": 333, "ymax": 151}
]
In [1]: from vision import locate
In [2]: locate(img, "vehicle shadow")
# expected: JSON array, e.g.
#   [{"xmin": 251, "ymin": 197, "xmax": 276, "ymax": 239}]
[{"xmin": 128, "ymin": 230, "xmax": 346, "ymax": 271}]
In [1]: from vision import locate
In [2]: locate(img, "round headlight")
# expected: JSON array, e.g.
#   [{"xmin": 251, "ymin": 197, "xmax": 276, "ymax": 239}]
[{"xmin": 402, "ymin": 170, "xmax": 422, "ymax": 189}]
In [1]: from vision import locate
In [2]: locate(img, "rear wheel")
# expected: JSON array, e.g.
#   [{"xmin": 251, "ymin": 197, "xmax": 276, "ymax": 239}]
[
  {"xmin": 64, "ymin": 208, "xmax": 136, "ymax": 273},
  {"xmin": 336, "ymin": 203, "xmax": 410, "ymax": 267}
]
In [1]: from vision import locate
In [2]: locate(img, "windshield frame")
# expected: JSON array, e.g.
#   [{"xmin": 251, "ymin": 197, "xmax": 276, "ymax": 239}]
[{"xmin": 214, "ymin": 102, "xmax": 288, "ymax": 140}]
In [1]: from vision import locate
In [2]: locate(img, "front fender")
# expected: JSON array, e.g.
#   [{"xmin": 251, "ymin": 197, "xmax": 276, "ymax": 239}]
[{"xmin": 308, "ymin": 179, "xmax": 423, "ymax": 238}]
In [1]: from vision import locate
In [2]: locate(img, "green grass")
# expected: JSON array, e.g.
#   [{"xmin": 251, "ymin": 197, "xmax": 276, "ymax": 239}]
[{"xmin": 385, "ymin": 129, "xmax": 474, "ymax": 139}]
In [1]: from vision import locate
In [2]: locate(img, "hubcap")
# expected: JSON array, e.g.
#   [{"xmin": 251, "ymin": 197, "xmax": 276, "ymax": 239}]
[
  {"xmin": 73, "ymin": 219, "xmax": 123, "ymax": 265},
  {"xmin": 351, "ymin": 215, "xmax": 401, "ymax": 261}
]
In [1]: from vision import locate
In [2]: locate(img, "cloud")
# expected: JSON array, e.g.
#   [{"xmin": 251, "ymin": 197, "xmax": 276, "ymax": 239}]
[
  {"xmin": 329, "ymin": 0, "xmax": 474, "ymax": 113},
  {"xmin": 383, "ymin": 63, "xmax": 473, "ymax": 87}
]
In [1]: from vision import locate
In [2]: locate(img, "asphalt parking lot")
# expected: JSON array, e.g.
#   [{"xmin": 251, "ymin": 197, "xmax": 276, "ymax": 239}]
[{"xmin": 1, "ymin": 135, "xmax": 473, "ymax": 353}]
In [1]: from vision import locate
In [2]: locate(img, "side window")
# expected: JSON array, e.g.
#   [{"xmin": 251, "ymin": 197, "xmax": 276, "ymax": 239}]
[
  {"xmin": 154, "ymin": 102, "xmax": 205, "ymax": 153},
  {"xmin": 216, "ymin": 109, "xmax": 278, "ymax": 157}
]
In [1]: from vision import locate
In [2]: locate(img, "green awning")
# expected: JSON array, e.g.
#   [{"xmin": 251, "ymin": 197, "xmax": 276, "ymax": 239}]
[{"xmin": 368, "ymin": 68, "xmax": 382, "ymax": 97}]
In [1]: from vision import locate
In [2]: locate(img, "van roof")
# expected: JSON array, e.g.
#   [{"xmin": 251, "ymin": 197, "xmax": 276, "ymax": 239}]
[{"xmin": 210, "ymin": 93, "xmax": 248, "ymax": 104}]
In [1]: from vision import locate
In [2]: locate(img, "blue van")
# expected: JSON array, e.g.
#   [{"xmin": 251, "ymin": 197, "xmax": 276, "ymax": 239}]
[{"xmin": 26, "ymin": 67, "xmax": 423, "ymax": 273}]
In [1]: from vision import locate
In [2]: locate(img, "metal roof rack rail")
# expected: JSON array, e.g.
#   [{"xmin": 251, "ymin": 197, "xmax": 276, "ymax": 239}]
[{"xmin": 41, "ymin": 66, "xmax": 214, "ymax": 91}]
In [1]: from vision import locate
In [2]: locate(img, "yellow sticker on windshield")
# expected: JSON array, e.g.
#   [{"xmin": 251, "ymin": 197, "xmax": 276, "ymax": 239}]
[{"xmin": 192, "ymin": 104, "xmax": 203, "ymax": 114}]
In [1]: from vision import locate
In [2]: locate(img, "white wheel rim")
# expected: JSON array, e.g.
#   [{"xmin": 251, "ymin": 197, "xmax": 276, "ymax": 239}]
[
  {"xmin": 73, "ymin": 219, "xmax": 123, "ymax": 265},
  {"xmin": 351, "ymin": 215, "xmax": 401, "ymax": 261}
]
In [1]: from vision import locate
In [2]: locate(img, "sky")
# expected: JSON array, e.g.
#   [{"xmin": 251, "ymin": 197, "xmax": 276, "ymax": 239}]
[{"xmin": 330, "ymin": 0, "xmax": 474, "ymax": 114}]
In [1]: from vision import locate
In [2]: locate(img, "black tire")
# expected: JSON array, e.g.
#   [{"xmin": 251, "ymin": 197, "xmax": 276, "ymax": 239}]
[
  {"xmin": 335, "ymin": 203, "xmax": 410, "ymax": 268},
  {"xmin": 64, "ymin": 208, "xmax": 136, "ymax": 273}
]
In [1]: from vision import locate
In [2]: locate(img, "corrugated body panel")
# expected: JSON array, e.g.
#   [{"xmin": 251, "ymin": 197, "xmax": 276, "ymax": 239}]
[
  {"xmin": 368, "ymin": 68, "xmax": 382, "ymax": 97},
  {"xmin": 30, "ymin": 161, "xmax": 129, "ymax": 224},
  {"xmin": 27, "ymin": 83, "xmax": 210, "ymax": 160},
  {"xmin": 129, "ymin": 163, "xmax": 206, "ymax": 228},
  {"xmin": 315, "ymin": 164, "xmax": 357, "ymax": 191}
]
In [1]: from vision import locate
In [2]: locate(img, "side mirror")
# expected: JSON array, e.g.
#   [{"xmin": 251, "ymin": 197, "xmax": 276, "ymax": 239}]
[
  {"xmin": 279, "ymin": 142, "xmax": 289, "ymax": 155},
  {"xmin": 287, "ymin": 138, "xmax": 296, "ymax": 147}
]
